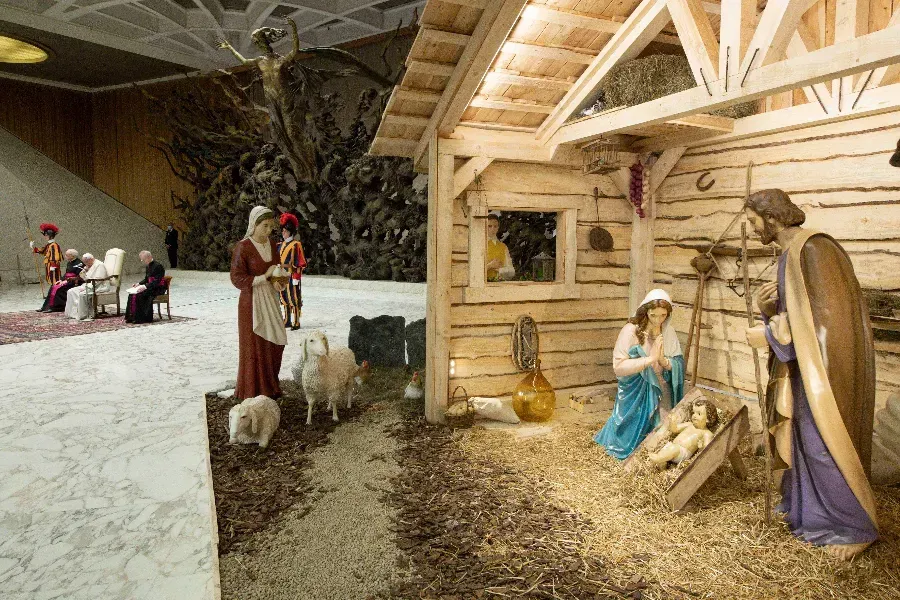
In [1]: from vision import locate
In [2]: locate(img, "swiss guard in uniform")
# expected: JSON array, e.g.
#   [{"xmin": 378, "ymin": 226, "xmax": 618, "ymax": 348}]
[
  {"xmin": 31, "ymin": 223, "xmax": 62, "ymax": 286},
  {"xmin": 278, "ymin": 213, "xmax": 307, "ymax": 330}
]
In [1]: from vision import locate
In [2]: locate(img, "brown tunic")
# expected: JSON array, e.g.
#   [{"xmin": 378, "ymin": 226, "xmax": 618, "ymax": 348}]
[{"xmin": 231, "ymin": 238, "xmax": 284, "ymax": 399}]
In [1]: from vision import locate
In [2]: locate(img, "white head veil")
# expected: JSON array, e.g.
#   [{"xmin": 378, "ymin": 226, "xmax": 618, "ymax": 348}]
[
  {"xmin": 635, "ymin": 289, "xmax": 682, "ymax": 357},
  {"xmin": 245, "ymin": 206, "xmax": 274, "ymax": 239}
]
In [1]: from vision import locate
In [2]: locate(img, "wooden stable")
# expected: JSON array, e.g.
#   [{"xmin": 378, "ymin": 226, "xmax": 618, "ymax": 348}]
[{"xmin": 369, "ymin": 0, "xmax": 900, "ymax": 424}]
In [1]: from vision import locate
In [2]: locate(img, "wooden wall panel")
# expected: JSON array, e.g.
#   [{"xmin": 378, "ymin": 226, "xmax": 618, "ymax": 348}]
[
  {"xmin": 91, "ymin": 83, "xmax": 195, "ymax": 229},
  {"xmin": 653, "ymin": 110, "xmax": 900, "ymax": 416},
  {"xmin": 0, "ymin": 78, "xmax": 93, "ymax": 182},
  {"xmin": 447, "ymin": 161, "xmax": 632, "ymax": 400}
]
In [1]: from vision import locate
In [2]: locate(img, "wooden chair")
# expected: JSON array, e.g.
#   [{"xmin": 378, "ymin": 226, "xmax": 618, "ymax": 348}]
[
  {"xmin": 89, "ymin": 248, "xmax": 125, "ymax": 318},
  {"xmin": 153, "ymin": 276, "xmax": 172, "ymax": 320}
]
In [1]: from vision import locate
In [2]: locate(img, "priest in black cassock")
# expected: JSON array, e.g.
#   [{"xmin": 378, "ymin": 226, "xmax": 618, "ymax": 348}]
[{"xmin": 125, "ymin": 250, "xmax": 166, "ymax": 324}]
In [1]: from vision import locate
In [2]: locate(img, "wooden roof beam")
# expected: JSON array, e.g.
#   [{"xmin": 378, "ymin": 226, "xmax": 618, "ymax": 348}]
[
  {"xmin": 483, "ymin": 71, "xmax": 575, "ymax": 91},
  {"xmin": 786, "ymin": 22, "xmax": 833, "ymax": 110},
  {"xmin": 406, "ymin": 59, "xmax": 456, "ymax": 77},
  {"xmin": 666, "ymin": 0, "xmax": 720, "ymax": 87},
  {"xmin": 718, "ymin": 0, "xmax": 755, "ymax": 80},
  {"xmin": 412, "ymin": 0, "xmax": 529, "ymax": 168},
  {"xmin": 520, "ymin": 4, "xmax": 682, "ymax": 45},
  {"xmin": 382, "ymin": 114, "xmax": 431, "ymax": 127},
  {"xmin": 551, "ymin": 26, "xmax": 900, "ymax": 146},
  {"xmin": 500, "ymin": 41, "xmax": 596, "ymax": 64},
  {"xmin": 394, "ymin": 87, "xmax": 443, "ymax": 103},
  {"xmin": 419, "ymin": 26, "xmax": 472, "ymax": 46},
  {"xmin": 535, "ymin": 0, "xmax": 674, "ymax": 143},
  {"xmin": 739, "ymin": 0, "xmax": 819, "ymax": 73},
  {"xmin": 469, "ymin": 96, "xmax": 556, "ymax": 113},
  {"xmin": 833, "ymin": 0, "xmax": 870, "ymax": 111},
  {"xmin": 438, "ymin": 0, "xmax": 488, "ymax": 8},
  {"xmin": 370, "ymin": 137, "xmax": 418, "ymax": 157}
]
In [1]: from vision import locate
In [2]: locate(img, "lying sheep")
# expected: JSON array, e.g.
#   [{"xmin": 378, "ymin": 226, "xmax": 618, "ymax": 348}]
[
  {"xmin": 228, "ymin": 395, "xmax": 281, "ymax": 448},
  {"xmin": 299, "ymin": 330, "xmax": 359, "ymax": 425}
]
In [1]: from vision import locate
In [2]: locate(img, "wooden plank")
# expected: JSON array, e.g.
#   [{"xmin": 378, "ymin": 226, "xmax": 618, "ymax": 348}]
[
  {"xmin": 483, "ymin": 71, "xmax": 575, "ymax": 91},
  {"xmin": 457, "ymin": 120, "xmax": 539, "ymax": 132},
  {"xmin": 861, "ymin": 6, "xmax": 900, "ymax": 90},
  {"xmin": 439, "ymin": 0, "xmax": 488, "ymax": 8},
  {"xmin": 520, "ymin": 4, "xmax": 682, "ymax": 45},
  {"xmin": 406, "ymin": 59, "xmax": 457, "ymax": 77},
  {"xmin": 551, "ymin": 28, "xmax": 900, "ymax": 146},
  {"xmin": 718, "ymin": 0, "xmax": 756, "ymax": 80},
  {"xmin": 667, "ymin": 113, "xmax": 735, "ymax": 133},
  {"xmin": 500, "ymin": 40, "xmax": 597, "ymax": 64},
  {"xmin": 450, "ymin": 326, "xmax": 621, "ymax": 359},
  {"xmin": 449, "ymin": 363, "xmax": 618, "ymax": 398},
  {"xmin": 469, "ymin": 96, "xmax": 557, "ymax": 113},
  {"xmin": 666, "ymin": 0, "xmax": 720, "ymax": 86},
  {"xmin": 740, "ymin": 0, "xmax": 820, "ymax": 71},
  {"xmin": 648, "ymin": 146, "xmax": 687, "ymax": 195},
  {"xmin": 535, "ymin": 0, "xmax": 673, "ymax": 143},
  {"xmin": 382, "ymin": 113, "xmax": 430, "ymax": 128},
  {"xmin": 394, "ymin": 87, "xmax": 443, "ymax": 103},
  {"xmin": 665, "ymin": 406, "xmax": 750, "ymax": 511},
  {"xmin": 832, "ymin": 0, "xmax": 870, "ymax": 111},
  {"xmin": 412, "ymin": 0, "xmax": 529, "ymax": 168},
  {"xmin": 462, "ymin": 283, "xmax": 583, "ymax": 303},
  {"xmin": 451, "ymin": 297, "xmax": 629, "ymax": 326},
  {"xmin": 786, "ymin": 22, "xmax": 835, "ymax": 108},
  {"xmin": 369, "ymin": 137, "xmax": 418, "ymax": 157},
  {"xmin": 420, "ymin": 26, "xmax": 473, "ymax": 46}
]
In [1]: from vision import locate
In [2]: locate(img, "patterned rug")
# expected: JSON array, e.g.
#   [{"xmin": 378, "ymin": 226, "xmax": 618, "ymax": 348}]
[{"xmin": 0, "ymin": 310, "xmax": 193, "ymax": 345}]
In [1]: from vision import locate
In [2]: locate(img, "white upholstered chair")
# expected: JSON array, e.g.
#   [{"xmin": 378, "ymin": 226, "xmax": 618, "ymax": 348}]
[{"xmin": 90, "ymin": 248, "xmax": 126, "ymax": 317}]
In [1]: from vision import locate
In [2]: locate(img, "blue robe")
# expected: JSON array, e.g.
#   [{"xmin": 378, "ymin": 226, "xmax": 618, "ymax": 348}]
[{"xmin": 595, "ymin": 345, "xmax": 685, "ymax": 459}]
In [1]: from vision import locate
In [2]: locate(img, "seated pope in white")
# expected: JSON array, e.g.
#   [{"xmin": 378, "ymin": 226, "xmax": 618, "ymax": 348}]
[{"xmin": 65, "ymin": 253, "xmax": 111, "ymax": 321}]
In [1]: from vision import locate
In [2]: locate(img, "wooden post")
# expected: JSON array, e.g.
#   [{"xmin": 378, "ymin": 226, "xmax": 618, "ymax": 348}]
[
  {"xmin": 424, "ymin": 133, "xmax": 455, "ymax": 423},
  {"xmin": 628, "ymin": 174, "xmax": 653, "ymax": 316}
]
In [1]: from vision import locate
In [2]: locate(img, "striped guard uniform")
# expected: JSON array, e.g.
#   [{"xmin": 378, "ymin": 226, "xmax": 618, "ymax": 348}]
[{"xmin": 278, "ymin": 236, "xmax": 307, "ymax": 328}]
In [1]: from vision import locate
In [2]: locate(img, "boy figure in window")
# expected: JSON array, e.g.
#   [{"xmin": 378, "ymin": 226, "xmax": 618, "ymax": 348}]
[
  {"xmin": 278, "ymin": 212, "xmax": 307, "ymax": 330},
  {"xmin": 485, "ymin": 213, "xmax": 515, "ymax": 282},
  {"xmin": 30, "ymin": 223, "xmax": 62, "ymax": 287}
]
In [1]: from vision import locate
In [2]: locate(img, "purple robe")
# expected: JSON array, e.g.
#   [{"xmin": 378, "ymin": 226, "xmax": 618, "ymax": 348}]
[{"xmin": 765, "ymin": 253, "xmax": 877, "ymax": 546}]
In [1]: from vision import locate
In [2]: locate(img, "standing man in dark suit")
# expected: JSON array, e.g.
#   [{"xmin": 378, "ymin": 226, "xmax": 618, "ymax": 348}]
[{"xmin": 164, "ymin": 223, "xmax": 179, "ymax": 269}]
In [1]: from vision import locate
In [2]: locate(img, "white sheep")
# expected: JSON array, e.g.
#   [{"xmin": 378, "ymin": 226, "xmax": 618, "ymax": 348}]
[
  {"xmin": 228, "ymin": 395, "xmax": 281, "ymax": 448},
  {"xmin": 299, "ymin": 330, "xmax": 359, "ymax": 425}
]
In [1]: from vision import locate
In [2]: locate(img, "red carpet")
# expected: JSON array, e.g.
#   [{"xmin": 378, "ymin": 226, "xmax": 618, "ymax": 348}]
[{"xmin": 0, "ymin": 310, "xmax": 192, "ymax": 345}]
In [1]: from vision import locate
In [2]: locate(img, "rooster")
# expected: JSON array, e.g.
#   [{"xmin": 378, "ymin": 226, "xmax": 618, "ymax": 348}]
[{"xmin": 404, "ymin": 371, "xmax": 424, "ymax": 401}]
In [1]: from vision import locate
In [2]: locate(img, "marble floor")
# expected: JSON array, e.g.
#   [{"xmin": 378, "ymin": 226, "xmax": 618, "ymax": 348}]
[{"xmin": 0, "ymin": 271, "xmax": 425, "ymax": 600}]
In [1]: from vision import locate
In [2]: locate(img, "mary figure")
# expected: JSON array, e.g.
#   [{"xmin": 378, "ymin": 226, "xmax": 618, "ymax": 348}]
[{"xmin": 594, "ymin": 289, "xmax": 685, "ymax": 459}]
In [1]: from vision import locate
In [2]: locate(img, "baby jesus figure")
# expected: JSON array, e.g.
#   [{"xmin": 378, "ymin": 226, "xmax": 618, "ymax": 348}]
[{"xmin": 648, "ymin": 398, "xmax": 719, "ymax": 467}]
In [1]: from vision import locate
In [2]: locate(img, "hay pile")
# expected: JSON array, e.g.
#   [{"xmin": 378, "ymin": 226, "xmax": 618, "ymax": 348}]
[
  {"xmin": 460, "ymin": 422, "xmax": 900, "ymax": 600},
  {"xmin": 578, "ymin": 54, "xmax": 757, "ymax": 120}
]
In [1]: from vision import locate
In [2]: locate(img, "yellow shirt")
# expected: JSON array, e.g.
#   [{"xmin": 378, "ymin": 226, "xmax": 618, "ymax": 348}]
[{"xmin": 486, "ymin": 239, "xmax": 514, "ymax": 281}]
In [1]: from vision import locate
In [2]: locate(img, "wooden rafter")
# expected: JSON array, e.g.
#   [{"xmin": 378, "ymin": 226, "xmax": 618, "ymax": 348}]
[
  {"xmin": 394, "ymin": 87, "xmax": 443, "ymax": 103},
  {"xmin": 520, "ymin": 4, "xmax": 682, "ymax": 46},
  {"xmin": 786, "ymin": 22, "xmax": 833, "ymax": 110},
  {"xmin": 739, "ymin": 0, "xmax": 819, "ymax": 72},
  {"xmin": 633, "ymin": 82, "xmax": 900, "ymax": 151},
  {"xmin": 383, "ymin": 114, "xmax": 430, "ymax": 127},
  {"xmin": 551, "ymin": 25, "xmax": 900, "ymax": 146},
  {"xmin": 412, "ymin": 0, "xmax": 528, "ymax": 168},
  {"xmin": 535, "ymin": 0, "xmax": 673, "ymax": 143},
  {"xmin": 453, "ymin": 156, "xmax": 493, "ymax": 198},
  {"xmin": 832, "ymin": 0, "xmax": 870, "ymax": 111},
  {"xmin": 420, "ymin": 26, "xmax": 472, "ymax": 46},
  {"xmin": 718, "ymin": 0, "xmax": 755, "ymax": 80},
  {"xmin": 666, "ymin": 0, "xmax": 719, "ymax": 87}
]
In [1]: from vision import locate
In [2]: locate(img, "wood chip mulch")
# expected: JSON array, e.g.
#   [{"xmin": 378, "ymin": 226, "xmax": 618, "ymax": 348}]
[
  {"xmin": 205, "ymin": 382, "xmax": 369, "ymax": 555},
  {"xmin": 379, "ymin": 415, "xmax": 646, "ymax": 599}
]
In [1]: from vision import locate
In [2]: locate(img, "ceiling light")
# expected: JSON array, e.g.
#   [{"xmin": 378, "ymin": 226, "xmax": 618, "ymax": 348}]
[{"xmin": 0, "ymin": 35, "xmax": 50, "ymax": 64}]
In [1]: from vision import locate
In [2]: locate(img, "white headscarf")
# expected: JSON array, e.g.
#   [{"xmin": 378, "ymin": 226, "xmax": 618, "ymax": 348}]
[
  {"xmin": 636, "ymin": 289, "xmax": 682, "ymax": 357},
  {"xmin": 245, "ymin": 206, "xmax": 274, "ymax": 239}
]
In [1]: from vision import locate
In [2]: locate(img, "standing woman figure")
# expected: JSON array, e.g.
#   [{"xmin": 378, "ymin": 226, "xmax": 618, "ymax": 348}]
[
  {"xmin": 231, "ymin": 206, "xmax": 288, "ymax": 399},
  {"xmin": 31, "ymin": 223, "xmax": 62, "ymax": 286},
  {"xmin": 277, "ymin": 212, "xmax": 307, "ymax": 330},
  {"xmin": 594, "ymin": 289, "xmax": 685, "ymax": 459}
]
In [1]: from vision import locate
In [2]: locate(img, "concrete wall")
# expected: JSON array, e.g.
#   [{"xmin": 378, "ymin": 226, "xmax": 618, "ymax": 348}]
[{"xmin": 0, "ymin": 126, "xmax": 167, "ymax": 283}]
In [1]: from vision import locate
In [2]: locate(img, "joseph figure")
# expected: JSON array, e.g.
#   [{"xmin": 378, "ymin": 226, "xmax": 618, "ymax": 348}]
[{"xmin": 744, "ymin": 189, "xmax": 878, "ymax": 560}]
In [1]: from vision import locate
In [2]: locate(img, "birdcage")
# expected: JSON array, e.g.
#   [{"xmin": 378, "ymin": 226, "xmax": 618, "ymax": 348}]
[{"xmin": 582, "ymin": 138, "xmax": 620, "ymax": 175}]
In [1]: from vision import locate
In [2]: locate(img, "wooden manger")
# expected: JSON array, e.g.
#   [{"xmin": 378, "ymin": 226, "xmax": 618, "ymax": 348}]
[{"xmin": 665, "ymin": 405, "xmax": 750, "ymax": 512}]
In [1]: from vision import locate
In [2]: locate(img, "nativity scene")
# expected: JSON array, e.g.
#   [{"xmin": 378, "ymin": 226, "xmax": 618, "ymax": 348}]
[{"xmin": 1, "ymin": 0, "xmax": 898, "ymax": 598}]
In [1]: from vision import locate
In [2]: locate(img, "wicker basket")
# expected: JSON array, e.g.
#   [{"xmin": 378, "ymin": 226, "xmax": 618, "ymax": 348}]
[{"xmin": 445, "ymin": 385, "xmax": 474, "ymax": 429}]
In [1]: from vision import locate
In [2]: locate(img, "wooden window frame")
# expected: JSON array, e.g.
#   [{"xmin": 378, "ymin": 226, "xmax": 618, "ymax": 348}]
[{"xmin": 462, "ymin": 191, "xmax": 581, "ymax": 304}]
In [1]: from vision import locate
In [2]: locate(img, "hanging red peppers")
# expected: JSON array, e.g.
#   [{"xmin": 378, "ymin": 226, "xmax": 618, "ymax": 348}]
[{"xmin": 629, "ymin": 161, "xmax": 647, "ymax": 218}]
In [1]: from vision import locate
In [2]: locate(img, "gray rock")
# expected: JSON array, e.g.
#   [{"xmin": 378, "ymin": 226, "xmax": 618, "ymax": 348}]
[
  {"xmin": 348, "ymin": 315, "xmax": 407, "ymax": 367},
  {"xmin": 406, "ymin": 318, "xmax": 426, "ymax": 369}
]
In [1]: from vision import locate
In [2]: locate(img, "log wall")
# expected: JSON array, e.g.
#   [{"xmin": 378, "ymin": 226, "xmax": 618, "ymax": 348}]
[
  {"xmin": 654, "ymin": 109, "xmax": 900, "ymax": 426},
  {"xmin": 446, "ymin": 161, "xmax": 633, "ymax": 400}
]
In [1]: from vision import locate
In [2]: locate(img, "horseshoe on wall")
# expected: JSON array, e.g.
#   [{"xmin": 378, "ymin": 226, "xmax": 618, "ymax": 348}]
[{"xmin": 696, "ymin": 171, "xmax": 715, "ymax": 191}]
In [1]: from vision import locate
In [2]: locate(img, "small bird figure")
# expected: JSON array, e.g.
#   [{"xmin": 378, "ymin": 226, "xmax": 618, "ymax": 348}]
[
  {"xmin": 404, "ymin": 371, "xmax": 424, "ymax": 401},
  {"xmin": 355, "ymin": 360, "xmax": 371, "ymax": 387}
]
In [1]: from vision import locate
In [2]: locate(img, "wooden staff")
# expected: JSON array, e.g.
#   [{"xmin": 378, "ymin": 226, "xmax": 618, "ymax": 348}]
[
  {"xmin": 23, "ymin": 224, "xmax": 46, "ymax": 298},
  {"xmin": 741, "ymin": 162, "xmax": 773, "ymax": 523}
]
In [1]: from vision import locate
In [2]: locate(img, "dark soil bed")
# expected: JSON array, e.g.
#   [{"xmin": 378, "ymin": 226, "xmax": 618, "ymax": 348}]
[
  {"xmin": 206, "ymin": 379, "xmax": 370, "ymax": 554},
  {"xmin": 380, "ymin": 413, "xmax": 646, "ymax": 599}
]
